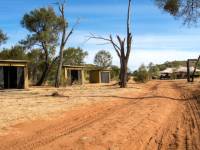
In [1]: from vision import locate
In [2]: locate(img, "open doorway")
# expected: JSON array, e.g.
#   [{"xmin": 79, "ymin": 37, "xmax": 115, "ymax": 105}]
[
  {"xmin": 71, "ymin": 70, "xmax": 79, "ymax": 84},
  {"xmin": 0, "ymin": 67, "xmax": 3, "ymax": 89},
  {"xmin": 0, "ymin": 66, "xmax": 24, "ymax": 89}
]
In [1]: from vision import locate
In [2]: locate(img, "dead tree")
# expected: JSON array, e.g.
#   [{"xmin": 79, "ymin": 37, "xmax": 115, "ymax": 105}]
[
  {"xmin": 192, "ymin": 55, "xmax": 200, "ymax": 82},
  {"xmin": 187, "ymin": 56, "xmax": 200, "ymax": 82},
  {"xmin": 90, "ymin": 0, "xmax": 132, "ymax": 88},
  {"xmin": 55, "ymin": 2, "xmax": 78, "ymax": 88}
]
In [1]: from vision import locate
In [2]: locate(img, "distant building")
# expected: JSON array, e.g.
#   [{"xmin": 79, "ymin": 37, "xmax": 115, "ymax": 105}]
[
  {"xmin": 62, "ymin": 65, "xmax": 111, "ymax": 85},
  {"xmin": 160, "ymin": 66, "xmax": 200, "ymax": 79}
]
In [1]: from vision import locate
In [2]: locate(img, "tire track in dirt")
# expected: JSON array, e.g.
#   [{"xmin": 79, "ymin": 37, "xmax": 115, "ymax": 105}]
[
  {"xmin": 1, "ymin": 81, "xmax": 200, "ymax": 150},
  {"xmin": 146, "ymin": 82, "xmax": 200, "ymax": 150},
  {"xmin": 0, "ymin": 83, "xmax": 160, "ymax": 150}
]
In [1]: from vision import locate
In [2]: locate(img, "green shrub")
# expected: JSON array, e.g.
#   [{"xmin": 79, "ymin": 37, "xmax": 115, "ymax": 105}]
[
  {"xmin": 111, "ymin": 65, "xmax": 120, "ymax": 81},
  {"xmin": 134, "ymin": 64, "xmax": 149, "ymax": 83}
]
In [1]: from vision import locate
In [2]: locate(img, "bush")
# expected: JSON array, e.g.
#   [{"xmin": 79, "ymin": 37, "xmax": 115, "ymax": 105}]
[
  {"xmin": 134, "ymin": 64, "xmax": 149, "ymax": 83},
  {"xmin": 111, "ymin": 65, "xmax": 120, "ymax": 81}
]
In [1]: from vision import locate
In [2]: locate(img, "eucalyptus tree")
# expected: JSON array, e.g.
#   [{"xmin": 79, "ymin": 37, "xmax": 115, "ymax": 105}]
[
  {"xmin": 21, "ymin": 7, "xmax": 63, "ymax": 86},
  {"xmin": 94, "ymin": 50, "xmax": 112, "ymax": 68},
  {"xmin": 0, "ymin": 29, "xmax": 7, "ymax": 46},
  {"xmin": 155, "ymin": 0, "xmax": 200, "ymax": 25},
  {"xmin": 63, "ymin": 47, "xmax": 88, "ymax": 65},
  {"xmin": 0, "ymin": 45, "xmax": 27, "ymax": 60}
]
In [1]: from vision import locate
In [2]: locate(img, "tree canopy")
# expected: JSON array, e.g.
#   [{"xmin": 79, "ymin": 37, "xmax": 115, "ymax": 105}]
[
  {"xmin": 0, "ymin": 45, "xmax": 27, "ymax": 60},
  {"xmin": 21, "ymin": 7, "xmax": 64, "ymax": 85},
  {"xmin": 155, "ymin": 0, "xmax": 200, "ymax": 25},
  {"xmin": 0, "ymin": 29, "xmax": 7, "ymax": 46},
  {"xmin": 94, "ymin": 50, "xmax": 112, "ymax": 68},
  {"xmin": 21, "ymin": 7, "xmax": 63, "ymax": 54},
  {"xmin": 63, "ymin": 47, "xmax": 88, "ymax": 65}
]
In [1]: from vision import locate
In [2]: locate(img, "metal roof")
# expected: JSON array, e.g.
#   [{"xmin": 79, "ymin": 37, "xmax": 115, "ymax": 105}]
[
  {"xmin": 161, "ymin": 66, "xmax": 200, "ymax": 74},
  {"xmin": 62, "ymin": 65, "xmax": 86, "ymax": 68},
  {"xmin": 0, "ymin": 60, "xmax": 29, "ymax": 63},
  {"xmin": 160, "ymin": 68, "xmax": 174, "ymax": 74},
  {"xmin": 62, "ymin": 65, "xmax": 112, "ymax": 71}
]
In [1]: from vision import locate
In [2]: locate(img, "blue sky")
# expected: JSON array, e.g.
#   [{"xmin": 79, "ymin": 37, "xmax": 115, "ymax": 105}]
[{"xmin": 0, "ymin": 0, "xmax": 200, "ymax": 70}]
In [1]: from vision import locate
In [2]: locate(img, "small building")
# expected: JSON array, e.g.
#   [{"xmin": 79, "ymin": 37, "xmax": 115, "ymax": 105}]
[
  {"xmin": 62, "ymin": 65, "xmax": 111, "ymax": 85},
  {"xmin": 89, "ymin": 69, "xmax": 111, "ymax": 83},
  {"xmin": 0, "ymin": 60, "xmax": 28, "ymax": 89},
  {"xmin": 63, "ymin": 65, "xmax": 85, "ymax": 85},
  {"xmin": 160, "ymin": 68, "xmax": 174, "ymax": 79},
  {"xmin": 160, "ymin": 66, "xmax": 200, "ymax": 79}
]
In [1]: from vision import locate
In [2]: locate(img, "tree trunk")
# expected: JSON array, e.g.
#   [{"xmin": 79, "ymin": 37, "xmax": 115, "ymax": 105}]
[
  {"xmin": 55, "ymin": 45, "xmax": 64, "ymax": 87},
  {"xmin": 120, "ymin": 58, "xmax": 128, "ymax": 88},
  {"xmin": 191, "ymin": 55, "xmax": 200, "ymax": 82},
  {"xmin": 36, "ymin": 62, "xmax": 49, "ymax": 86},
  {"xmin": 54, "ymin": 3, "xmax": 75, "ymax": 88}
]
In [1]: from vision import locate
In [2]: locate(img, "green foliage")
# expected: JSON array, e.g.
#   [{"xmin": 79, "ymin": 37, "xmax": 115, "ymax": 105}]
[
  {"xmin": 134, "ymin": 64, "xmax": 149, "ymax": 83},
  {"xmin": 94, "ymin": 50, "xmax": 112, "ymax": 68},
  {"xmin": 156, "ymin": 0, "xmax": 180, "ymax": 16},
  {"xmin": 0, "ymin": 29, "xmax": 8, "ymax": 46},
  {"xmin": 148, "ymin": 62, "xmax": 160, "ymax": 79},
  {"xmin": 111, "ymin": 65, "xmax": 120, "ymax": 80},
  {"xmin": 21, "ymin": 7, "xmax": 65, "ymax": 85},
  {"xmin": 155, "ymin": 0, "xmax": 200, "ymax": 25},
  {"xmin": 27, "ymin": 49, "xmax": 45, "ymax": 84},
  {"xmin": 0, "ymin": 45, "xmax": 27, "ymax": 60},
  {"xmin": 156, "ymin": 60, "xmax": 183, "ymax": 71},
  {"xmin": 21, "ymin": 7, "xmax": 63, "ymax": 56},
  {"xmin": 63, "ymin": 47, "xmax": 88, "ymax": 65},
  {"xmin": 197, "ymin": 61, "xmax": 200, "ymax": 68}
]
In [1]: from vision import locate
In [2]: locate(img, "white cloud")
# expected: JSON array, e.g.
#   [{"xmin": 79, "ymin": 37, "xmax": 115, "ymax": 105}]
[
  {"xmin": 4, "ymin": 30, "xmax": 200, "ymax": 71},
  {"xmin": 133, "ymin": 34, "xmax": 200, "ymax": 50},
  {"xmin": 67, "ymin": 30, "xmax": 200, "ymax": 71}
]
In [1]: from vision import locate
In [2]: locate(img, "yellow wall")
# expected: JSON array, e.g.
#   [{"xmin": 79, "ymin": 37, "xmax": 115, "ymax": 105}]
[
  {"xmin": 89, "ymin": 70, "xmax": 100, "ymax": 83},
  {"xmin": 24, "ymin": 66, "xmax": 29, "ymax": 89}
]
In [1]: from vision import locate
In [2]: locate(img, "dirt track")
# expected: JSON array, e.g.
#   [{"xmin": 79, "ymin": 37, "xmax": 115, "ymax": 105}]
[{"xmin": 0, "ymin": 81, "xmax": 200, "ymax": 150}]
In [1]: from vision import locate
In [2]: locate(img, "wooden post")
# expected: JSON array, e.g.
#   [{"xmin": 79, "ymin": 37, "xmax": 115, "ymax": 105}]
[
  {"xmin": 192, "ymin": 55, "xmax": 200, "ymax": 82},
  {"xmin": 24, "ymin": 66, "xmax": 29, "ymax": 89},
  {"xmin": 81, "ymin": 69, "xmax": 85, "ymax": 85},
  {"xmin": 99, "ymin": 71, "xmax": 101, "ymax": 83}
]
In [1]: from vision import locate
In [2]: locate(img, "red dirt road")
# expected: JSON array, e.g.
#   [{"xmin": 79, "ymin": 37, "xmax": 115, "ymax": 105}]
[{"xmin": 0, "ymin": 81, "xmax": 200, "ymax": 150}]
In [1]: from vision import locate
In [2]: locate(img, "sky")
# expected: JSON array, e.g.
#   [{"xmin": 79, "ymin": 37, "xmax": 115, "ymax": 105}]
[{"xmin": 0, "ymin": 0, "xmax": 200, "ymax": 70}]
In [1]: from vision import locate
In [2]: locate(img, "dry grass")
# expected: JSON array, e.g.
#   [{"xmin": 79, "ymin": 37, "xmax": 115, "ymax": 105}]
[{"xmin": 0, "ymin": 82, "xmax": 144, "ymax": 134}]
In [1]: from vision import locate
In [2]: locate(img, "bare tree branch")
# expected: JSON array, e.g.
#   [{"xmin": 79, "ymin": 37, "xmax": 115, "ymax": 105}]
[
  {"xmin": 88, "ymin": 0, "xmax": 132, "ymax": 88},
  {"xmin": 126, "ymin": 0, "xmax": 132, "ymax": 60},
  {"xmin": 64, "ymin": 18, "xmax": 80, "ymax": 45},
  {"xmin": 88, "ymin": 33, "xmax": 121, "ymax": 57}
]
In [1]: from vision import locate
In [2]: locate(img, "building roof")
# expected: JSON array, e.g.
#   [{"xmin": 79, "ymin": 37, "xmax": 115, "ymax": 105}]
[
  {"xmin": 63, "ymin": 65, "xmax": 112, "ymax": 71},
  {"xmin": 160, "ymin": 68, "xmax": 174, "ymax": 74},
  {"xmin": 160, "ymin": 66, "xmax": 200, "ymax": 74},
  {"xmin": 175, "ymin": 66, "xmax": 200, "ymax": 73},
  {"xmin": 0, "ymin": 60, "xmax": 29, "ymax": 63},
  {"xmin": 62, "ymin": 65, "xmax": 86, "ymax": 69}
]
